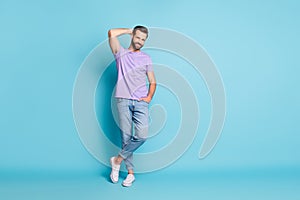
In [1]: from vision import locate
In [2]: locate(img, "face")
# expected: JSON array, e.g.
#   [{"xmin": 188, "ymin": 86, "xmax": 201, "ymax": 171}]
[{"xmin": 131, "ymin": 30, "xmax": 148, "ymax": 50}]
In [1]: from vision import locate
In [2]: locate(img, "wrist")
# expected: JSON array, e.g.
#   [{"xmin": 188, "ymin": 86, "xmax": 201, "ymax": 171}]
[
  {"xmin": 146, "ymin": 96, "xmax": 152, "ymax": 101},
  {"xmin": 127, "ymin": 28, "xmax": 133, "ymax": 35}
]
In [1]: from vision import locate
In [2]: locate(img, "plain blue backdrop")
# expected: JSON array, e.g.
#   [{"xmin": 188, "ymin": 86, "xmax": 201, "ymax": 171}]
[{"xmin": 0, "ymin": 0, "xmax": 299, "ymax": 199}]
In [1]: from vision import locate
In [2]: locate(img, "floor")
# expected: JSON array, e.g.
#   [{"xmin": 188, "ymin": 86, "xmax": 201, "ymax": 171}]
[{"xmin": 1, "ymin": 168, "xmax": 299, "ymax": 200}]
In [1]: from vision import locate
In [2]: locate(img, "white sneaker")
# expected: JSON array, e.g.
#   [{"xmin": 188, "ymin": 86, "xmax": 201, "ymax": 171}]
[
  {"xmin": 122, "ymin": 174, "xmax": 135, "ymax": 187},
  {"xmin": 110, "ymin": 157, "xmax": 120, "ymax": 183}
]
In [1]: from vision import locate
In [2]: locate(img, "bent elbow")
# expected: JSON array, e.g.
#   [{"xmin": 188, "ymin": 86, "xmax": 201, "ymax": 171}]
[{"xmin": 108, "ymin": 30, "xmax": 112, "ymax": 38}]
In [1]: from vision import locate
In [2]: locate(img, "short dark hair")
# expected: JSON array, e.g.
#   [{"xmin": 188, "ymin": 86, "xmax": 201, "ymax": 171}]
[{"xmin": 133, "ymin": 25, "xmax": 149, "ymax": 37}]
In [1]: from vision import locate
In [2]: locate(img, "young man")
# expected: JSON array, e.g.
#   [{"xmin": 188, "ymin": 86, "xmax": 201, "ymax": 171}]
[{"xmin": 108, "ymin": 25, "xmax": 156, "ymax": 187}]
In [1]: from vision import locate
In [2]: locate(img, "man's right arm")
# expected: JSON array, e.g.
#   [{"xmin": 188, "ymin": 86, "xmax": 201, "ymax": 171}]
[{"xmin": 108, "ymin": 28, "xmax": 132, "ymax": 54}]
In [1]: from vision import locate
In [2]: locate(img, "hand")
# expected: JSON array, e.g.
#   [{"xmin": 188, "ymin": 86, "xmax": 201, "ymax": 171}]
[
  {"xmin": 126, "ymin": 28, "xmax": 133, "ymax": 36},
  {"xmin": 139, "ymin": 97, "xmax": 151, "ymax": 103}
]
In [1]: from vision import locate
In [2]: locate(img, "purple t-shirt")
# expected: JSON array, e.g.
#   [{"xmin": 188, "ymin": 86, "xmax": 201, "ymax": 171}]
[{"xmin": 114, "ymin": 46, "xmax": 153, "ymax": 100}]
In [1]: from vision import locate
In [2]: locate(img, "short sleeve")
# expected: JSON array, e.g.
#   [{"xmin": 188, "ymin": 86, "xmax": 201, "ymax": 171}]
[
  {"xmin": 114, "ymin": 46, "xmax": 124, "ymax": 59},
  {"xmin": 146, "ymin": 57, "xmax": 153, "ymax": 72}
]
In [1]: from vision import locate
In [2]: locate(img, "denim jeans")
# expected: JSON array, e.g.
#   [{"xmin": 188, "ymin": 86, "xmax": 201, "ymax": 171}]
[{"xmin": 116, "ymin": 98, "xmax": 149, "ymax": 170}]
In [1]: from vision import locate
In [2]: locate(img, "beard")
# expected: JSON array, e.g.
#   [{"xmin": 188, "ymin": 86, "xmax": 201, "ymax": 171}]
[{"xmin": 132, "ymin": 41, "xmax": 143, "ymax": 50}]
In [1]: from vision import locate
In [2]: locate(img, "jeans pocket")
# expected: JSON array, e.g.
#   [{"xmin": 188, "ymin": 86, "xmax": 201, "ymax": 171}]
[
  {"xmin": 141, "ymin": 100, "xmax": 149, "ymax": 106},
  {"xmin": 116, "ymin": 98, "xmax": 124, "ymax": 103}
]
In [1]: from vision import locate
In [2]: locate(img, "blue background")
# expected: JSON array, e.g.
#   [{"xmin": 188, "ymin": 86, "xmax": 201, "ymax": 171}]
[{"xmin": 1, "ymin": 0, "xmax": 299, "ymax": 199}]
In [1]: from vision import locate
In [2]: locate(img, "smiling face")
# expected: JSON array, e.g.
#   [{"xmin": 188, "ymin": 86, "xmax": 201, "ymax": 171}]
[{"xmin": 131, "ymin": 30, "xmax": 148, "ymax": 51}]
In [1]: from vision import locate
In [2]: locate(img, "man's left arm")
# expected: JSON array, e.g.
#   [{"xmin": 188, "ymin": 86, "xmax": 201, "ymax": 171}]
[{"xmin": 139, "ymin": 71, "xmax": 156, "ymax": 103}]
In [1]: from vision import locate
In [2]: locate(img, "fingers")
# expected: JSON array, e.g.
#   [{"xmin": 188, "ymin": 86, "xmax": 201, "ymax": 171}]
[{"xmin": 139, "ymin": 97, "xmax": 151, "ymax": 103}]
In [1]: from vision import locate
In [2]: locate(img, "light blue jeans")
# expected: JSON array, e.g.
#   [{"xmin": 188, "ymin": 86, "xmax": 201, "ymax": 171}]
[{"xmin": 116, "ymin": 98, "xmax": 149, "ymax": 170}]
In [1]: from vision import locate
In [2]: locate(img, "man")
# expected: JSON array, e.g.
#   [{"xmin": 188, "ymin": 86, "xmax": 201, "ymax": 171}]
[{"xmin": 108, "ymin": 25, "xmax": 156, "ymax": 187}]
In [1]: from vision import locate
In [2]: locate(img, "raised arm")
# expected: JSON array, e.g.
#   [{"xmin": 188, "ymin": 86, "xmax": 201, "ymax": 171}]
[{"xmin": 108, "ymin": 28, "xmax": 132, "ymax": 54}]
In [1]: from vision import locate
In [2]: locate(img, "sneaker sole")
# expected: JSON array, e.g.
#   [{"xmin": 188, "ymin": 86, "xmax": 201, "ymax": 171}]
[
  {"xmin": 110, "ymin": 174, "xmax": 118, "ymax": 184},
  {"xmin": 122, "ymin": 179, "xmax": 135, "ymax": 187}
]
